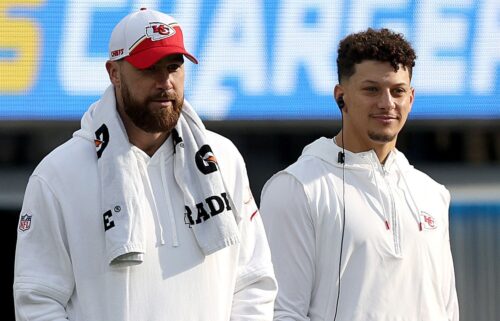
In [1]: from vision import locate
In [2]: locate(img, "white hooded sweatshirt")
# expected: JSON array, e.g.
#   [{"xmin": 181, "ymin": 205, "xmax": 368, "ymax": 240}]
[
  {"xmin": 261, "ymin": 137, "xmax": 459, "ymax": 321},
  {"xmin": 14, "ymin": 102, "xmax": 277, "ymax": 320}
]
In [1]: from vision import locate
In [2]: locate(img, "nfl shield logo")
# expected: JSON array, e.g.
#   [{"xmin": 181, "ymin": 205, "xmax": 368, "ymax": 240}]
[{"xmin": 19, "ymin": 214, "xmax": 32, "ymax": 231}]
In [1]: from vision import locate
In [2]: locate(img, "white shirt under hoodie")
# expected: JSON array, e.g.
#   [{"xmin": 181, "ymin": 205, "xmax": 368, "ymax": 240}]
[
  {"xmin": 260, "ymin": 137, "xmax": 459, "ymax": 321},
  {"xmin": 14, "ymin": 130, "xmax": 277, "ymax": 320}
]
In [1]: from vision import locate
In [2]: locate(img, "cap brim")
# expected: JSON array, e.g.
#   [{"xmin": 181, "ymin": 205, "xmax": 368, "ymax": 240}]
[{"xmin": 125, "ymin": 47, "xmax": 198, "ymax": 69}]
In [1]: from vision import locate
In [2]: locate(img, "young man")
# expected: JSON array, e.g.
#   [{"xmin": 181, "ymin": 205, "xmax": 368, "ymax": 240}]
[
  {"xmin": 14, "ymin": 8, "xmax": 276, "ymax": 320},
  {"xmin": 260, "ymin": 28, "xmax": 459, "ymax": 321}
]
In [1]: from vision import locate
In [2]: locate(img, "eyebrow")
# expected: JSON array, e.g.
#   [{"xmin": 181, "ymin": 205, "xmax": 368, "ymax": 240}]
[{"xmin": 361, "ymin": 80, "xmax": 409, "ymax": 86}]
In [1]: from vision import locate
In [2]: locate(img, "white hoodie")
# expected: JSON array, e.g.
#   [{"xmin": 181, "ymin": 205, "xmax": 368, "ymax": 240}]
[
  {"xmin": 14, "ymin": 122, "xmax": 276, "ymax": 320},
  {"xmin": 261, "ymin": 137, "xmax": 459, "ymax": 321}
]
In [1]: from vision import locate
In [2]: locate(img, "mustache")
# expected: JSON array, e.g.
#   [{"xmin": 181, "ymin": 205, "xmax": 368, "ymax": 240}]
[{"xmin": 150, "ymin": 91, "xmax": 179, "ymax": 101}]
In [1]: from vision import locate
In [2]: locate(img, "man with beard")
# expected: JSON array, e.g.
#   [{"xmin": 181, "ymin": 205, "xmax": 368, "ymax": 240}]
[
  {"xmin": 260, "ymin": 28, "xmax": 459, "ymax": 320},
  {"xmin": 14, "ymin": 8, "xmax": 276, "ymax": 321}
]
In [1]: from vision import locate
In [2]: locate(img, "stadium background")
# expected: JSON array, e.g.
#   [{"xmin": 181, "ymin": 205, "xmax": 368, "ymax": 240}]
[{"xmin": 1, "ymin": 1, "xmax": 499, "ymax": 320}]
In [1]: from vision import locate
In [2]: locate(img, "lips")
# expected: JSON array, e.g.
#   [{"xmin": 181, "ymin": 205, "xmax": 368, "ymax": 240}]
[
  {"xmin": 370, "ymin": 114, "xmax": 400, "ymax": 125},
  {"xmin": 149, "ymin": 92, "xmax": 178, "ymax": 108},
  {"xmin": 150, "ymin": 99, "xmax": 173, "ymax": 109},
  {"xmin": 371, "ymin": 114, "xmax": 399, "ymax": 120}
]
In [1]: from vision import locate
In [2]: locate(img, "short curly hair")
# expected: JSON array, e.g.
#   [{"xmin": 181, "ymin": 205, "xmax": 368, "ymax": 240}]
[{"xmin": 337, "ymin": 28, "xmax": 416, "ymax": 83}]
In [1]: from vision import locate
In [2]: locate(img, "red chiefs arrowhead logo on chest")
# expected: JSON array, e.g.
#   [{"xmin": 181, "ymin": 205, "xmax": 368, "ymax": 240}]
[{"xmin": 420, "ymin": 211, "xmax": 437, "ymax": 230}]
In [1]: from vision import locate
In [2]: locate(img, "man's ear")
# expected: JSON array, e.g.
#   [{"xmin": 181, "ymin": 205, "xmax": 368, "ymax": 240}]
[
  {"xmin": 408, "ymin": 87, "xmax": 415, "ymax": 112},
  {"xmin": 334, "ymin": 85, "xmax": 346, "ymax": 112},
  {"xmin": 106, "ymin": 60, "xmax": 121, "ymax": 87}
]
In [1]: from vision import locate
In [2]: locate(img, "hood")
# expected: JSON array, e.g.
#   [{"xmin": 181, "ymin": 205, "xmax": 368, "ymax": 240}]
[
  {"xmin": 300, "ymin": 137, "xmax": 414, "ymax": 174},
  {"xmin": 301, "ymin": 137, "xmax": 423, "ymax": 231}
]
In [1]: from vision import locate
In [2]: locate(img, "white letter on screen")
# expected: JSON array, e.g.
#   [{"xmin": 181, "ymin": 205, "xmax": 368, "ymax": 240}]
[
  {"xmin": 272, "ymin": 0, "xmax": 340, "ymax": 94},
  {"xmin": 347, "ymin": 0, "xmax": 409, "ymax": 35},
  {"xmin": 59, "ymin": 0, "xmax": 127, "ymax": 95},
  {"xmin": 472, "ymin": 0, "xmax": 499, "ymax": 94},
  {"xmin": 413, "ymin": 0, "xmax": 472, "ymax": 94},
  {"xmin": 191, "ymin": 0, "xmax": 266, "ymax": 119}
]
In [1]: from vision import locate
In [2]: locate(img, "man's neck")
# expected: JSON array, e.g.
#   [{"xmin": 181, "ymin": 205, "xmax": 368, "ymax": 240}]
[
  {"xmin": 117, "ymin": 106, "xmax": 169, "ymax": 157},
  {"xmin": 335, "ymin": 131, "xmax": 396, "ymax": 164},
  {"xmin": 128, "ymin": 128, "xmax": 169, "ymax": 157}
]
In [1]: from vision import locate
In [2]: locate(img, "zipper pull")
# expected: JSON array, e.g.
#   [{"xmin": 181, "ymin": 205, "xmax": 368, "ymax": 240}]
[{"xmin": 385, "ymin": 220, "xmax": 390, "ymax": 230}]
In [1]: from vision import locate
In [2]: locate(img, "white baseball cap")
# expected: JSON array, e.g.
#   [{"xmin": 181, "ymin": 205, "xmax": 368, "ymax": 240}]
[{"xmin": 108, "ymin": 8, "xmax": 198, "ymax": 69}]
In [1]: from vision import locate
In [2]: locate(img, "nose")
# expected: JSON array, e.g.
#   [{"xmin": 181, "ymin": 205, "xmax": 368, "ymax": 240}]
[
  {"xmin": 154, "ymin": 69, "xmax": 173, "ymax": 90},
  {"xmin": 377, "ymin": 90, "xmax": 396, "ymax": 110}
]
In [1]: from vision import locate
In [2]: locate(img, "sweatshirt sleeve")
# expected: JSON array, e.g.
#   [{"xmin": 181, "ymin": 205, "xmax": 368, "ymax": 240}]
[
  {"xmin": 229, "ymin": 152, "xmax": 278, "ymax": 320},
  {"xmin": 444, "ymin": 235, "xmax": 459, "ymax": 321},
  {"xmin": 14, "ymin": 175, "xmax": 75, "ymax": 321},
  {"xmin": 260, "ymin": 172, "xmax": 315, "ymax": 321},
  {"xmin": 442, "ymin": 190, "xmax": 459, "ymax": 321}
]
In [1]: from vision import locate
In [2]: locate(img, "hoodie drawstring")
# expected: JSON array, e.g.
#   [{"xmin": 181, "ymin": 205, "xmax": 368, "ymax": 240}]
[
  {"xmin": 395, "ymin": 162, "xmax": 423, "ymax": 231},
  {"xmin": 161, "ymin": 152, "xmax": 179, "ymax": 247},
  {"xmin": 369, "ymin": 161, "xmax": 391, "ymax": 230}
]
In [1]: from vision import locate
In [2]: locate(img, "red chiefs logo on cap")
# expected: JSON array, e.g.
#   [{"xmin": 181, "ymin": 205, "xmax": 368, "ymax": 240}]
[{"xmin": 145, "ymin": 23, "xmax": 176, "ymax": 41}]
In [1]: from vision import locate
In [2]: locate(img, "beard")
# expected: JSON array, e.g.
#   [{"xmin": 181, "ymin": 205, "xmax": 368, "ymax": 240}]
[
  {"xmin": 120, "ymin": 81, "xmax": 183, "ymax": 134},
  {"xmin": 368, "ymin": 131, "xmax": 397, "ymax": 143}
]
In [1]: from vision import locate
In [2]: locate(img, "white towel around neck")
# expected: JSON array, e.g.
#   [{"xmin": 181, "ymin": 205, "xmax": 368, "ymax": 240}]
[{"xmin": 73, "ymin": 85, "xmax": 240, "ymax": 266}]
